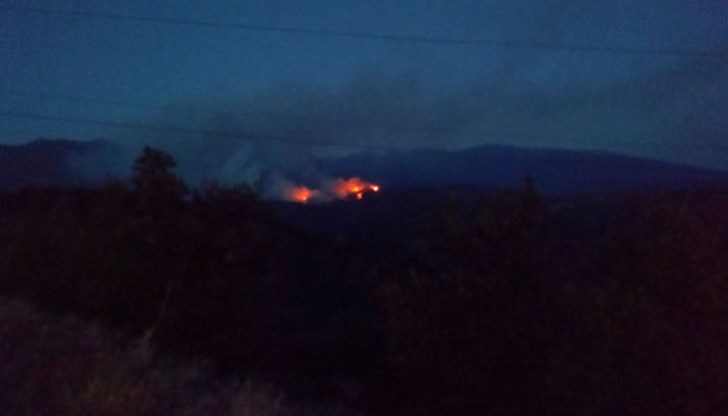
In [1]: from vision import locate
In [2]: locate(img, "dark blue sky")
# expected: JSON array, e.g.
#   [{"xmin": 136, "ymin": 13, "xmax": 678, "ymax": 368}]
[{"xmin": 2, "ymin": 0, "xmax": 727, "ymax": 170}]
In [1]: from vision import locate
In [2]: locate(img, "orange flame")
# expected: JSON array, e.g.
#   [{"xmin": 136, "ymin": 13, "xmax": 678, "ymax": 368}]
[
  {"xmin": 286, "ymin": 186, "xmax": 314, "ymax": 203},
  {"xmin": 283, "ymin": 177, "xmax": 380, "ymax": 204},
  {"xmin": 332, "ymin": 177, "xmax": 380, "ymax": 200}
]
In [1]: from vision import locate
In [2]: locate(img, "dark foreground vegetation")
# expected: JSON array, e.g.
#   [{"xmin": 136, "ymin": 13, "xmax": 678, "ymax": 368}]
[
  {"xmin": 0, "ymin": 297, "xmax": 353, "ymax": 415},
  {"xmin": 1, "ymin": 147, "xmax": 726, "ymax": 415}
]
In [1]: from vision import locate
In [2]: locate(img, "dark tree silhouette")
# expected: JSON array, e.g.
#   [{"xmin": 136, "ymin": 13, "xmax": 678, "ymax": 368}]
[
  {"xmin": 1, "ymin": 148, "xmax": 726, "ymax": 415},
  {"xmin": 131, "ymin": 146, "xmax": 187, "ymax": 204}
]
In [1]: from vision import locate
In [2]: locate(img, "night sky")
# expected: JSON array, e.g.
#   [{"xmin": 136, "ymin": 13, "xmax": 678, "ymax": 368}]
[{"xmin": 2, "ymin": 0, "xmax": 727, "ymax": 172}]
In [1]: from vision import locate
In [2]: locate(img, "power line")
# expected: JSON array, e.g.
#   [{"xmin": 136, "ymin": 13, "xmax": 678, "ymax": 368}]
[
  {"xmin": 0, "ymin": 110, "xmax": 398, "ymax": 151},
  {"xmin": 5, "ymin": 88, "xmax": 727, "ymax": 152},
  {"xmin": 3, "ymin": 6, "xmax": 726, "ymax": 58},
  {"xmin": 0, "ymin": 88, "xmax": 425, "ymax": 134},
  {"xmin": 0, "ymin": 89, "xmax": 633, "ymax": 149},
  {"xmin": 2, "ymin": 109, "xmax": 726, "ymax": 153},
  {"xmin": 3, "ymin": 88, "xmax": 727, "ymax": 153},
  {"xmin": 0, "ymin": 89, "xmax": 221, "ymax": 116}
]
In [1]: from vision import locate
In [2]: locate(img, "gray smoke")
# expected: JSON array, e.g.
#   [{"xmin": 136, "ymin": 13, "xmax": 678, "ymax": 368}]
[{"xmin": 68, "ymin": 56, "xmax": 728, "ymax": 193}]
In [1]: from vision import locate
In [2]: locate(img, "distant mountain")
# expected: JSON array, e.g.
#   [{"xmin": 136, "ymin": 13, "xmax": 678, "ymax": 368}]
[
  {"xmin": 319, "ymin": 145, "xmax": 728, "ymax": 194},
  {"xmin": 0, "ymin": 138, "xmax": 115, "ymax": 190},
  {"xmin": 2, "ymin": 139, "xmax": 727, "ymax": 194}
]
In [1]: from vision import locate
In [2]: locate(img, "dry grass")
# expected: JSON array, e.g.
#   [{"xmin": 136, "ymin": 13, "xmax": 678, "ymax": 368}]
[{"xmin": 0, "ymin": 297, "xmax": 354, "ymax": 416}]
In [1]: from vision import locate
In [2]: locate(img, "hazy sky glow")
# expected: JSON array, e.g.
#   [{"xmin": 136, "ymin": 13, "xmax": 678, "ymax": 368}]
[{"xmin": 1, "ymin": 0, "xmax": 727, "ymax": 169}]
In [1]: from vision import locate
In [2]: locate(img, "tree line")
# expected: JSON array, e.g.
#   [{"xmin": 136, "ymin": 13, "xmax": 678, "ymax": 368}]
[{"xmin": 0, "ymin": 146, "xmax": 726, "ymax": 415}]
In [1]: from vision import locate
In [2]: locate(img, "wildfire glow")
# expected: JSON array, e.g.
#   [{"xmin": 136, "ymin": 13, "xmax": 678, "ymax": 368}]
[
  {"xmin": 282, "ymin": 177, "xmax": 380, "ymax": 204},
  {"xmin": 332, "ymin": 177, "xmax": 380, "ymax": 200},
  {"xmin": 286, "ymin": 186, "xmax": 315, "ymax": 204}
]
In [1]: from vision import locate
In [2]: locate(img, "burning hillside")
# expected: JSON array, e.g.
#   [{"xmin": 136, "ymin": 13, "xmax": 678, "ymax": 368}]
[{"xmin": 283, "ymin": 177, "xmax": 380, "ymax": 204}]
